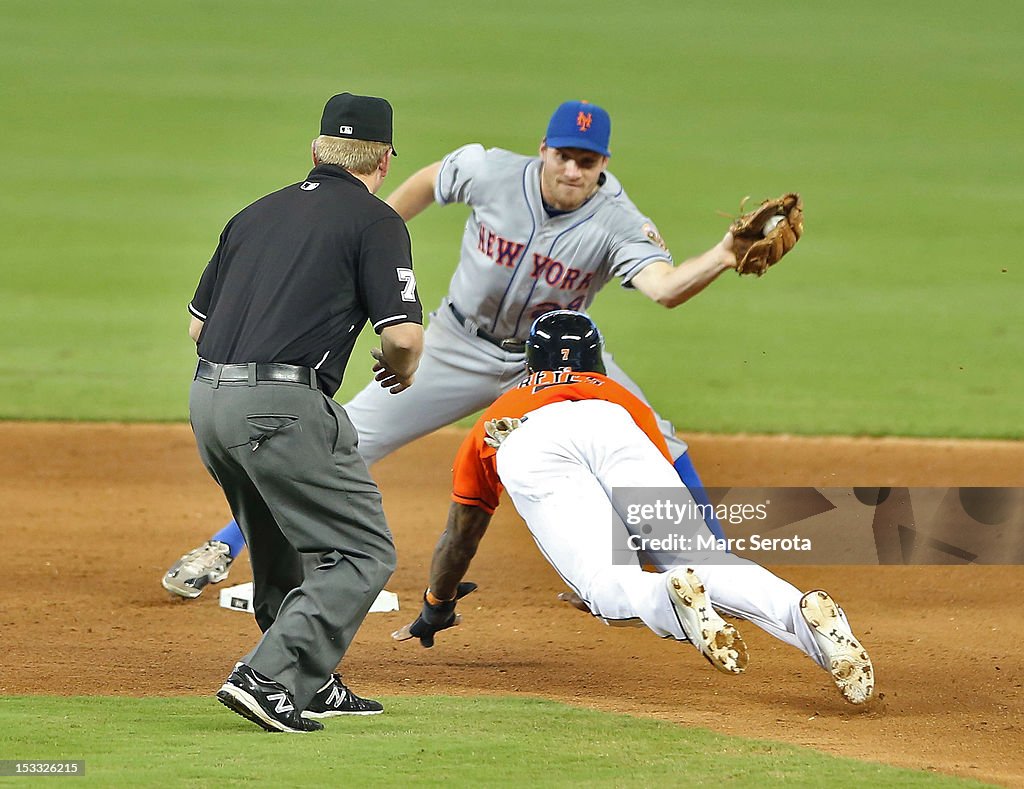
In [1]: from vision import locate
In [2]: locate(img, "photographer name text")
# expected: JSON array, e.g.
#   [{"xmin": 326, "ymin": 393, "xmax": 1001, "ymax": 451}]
[{"xmin": 626, "ymin": 533, "xmax": 812, "ymax": 552}]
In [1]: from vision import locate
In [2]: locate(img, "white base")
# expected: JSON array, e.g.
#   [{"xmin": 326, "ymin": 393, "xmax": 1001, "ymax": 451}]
[{"xmin": 219, "ymin": 582, "xmax": 399, "ymax": 614}]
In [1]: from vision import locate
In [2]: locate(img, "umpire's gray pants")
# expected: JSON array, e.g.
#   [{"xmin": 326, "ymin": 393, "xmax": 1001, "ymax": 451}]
[{"xmin": 189, "ymin": 376, "xmax": 396, "ymax": 710}]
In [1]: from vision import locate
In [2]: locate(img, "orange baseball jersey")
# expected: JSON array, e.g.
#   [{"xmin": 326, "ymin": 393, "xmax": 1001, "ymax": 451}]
[{"xmin": 451, "ymin": 370, "xmax": 673, "ymax": 513}]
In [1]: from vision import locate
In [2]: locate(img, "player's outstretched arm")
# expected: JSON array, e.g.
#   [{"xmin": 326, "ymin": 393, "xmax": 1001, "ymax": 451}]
[
  {"xmin": 384, "ymin": 161, "xmax": 443, "ymax": 222},
  {"xmin": 391, "ymin": 502, "xmax": 490, "ymax": 647},
  {"xmin": 630, "ymin": 233, "xmax": 737, "ymax": 308},
  {"xmin": 426, "ymin": 502, "xmax": 492, "ymax": 600}
]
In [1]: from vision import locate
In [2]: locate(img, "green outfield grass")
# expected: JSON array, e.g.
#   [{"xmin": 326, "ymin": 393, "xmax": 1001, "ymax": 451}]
[
  {"xmin": 2, "ymin": 0, "xmax": 1021, "ymax": 436},
  {"xmin": 0, "ymin": 696, "xmax": 991, "ymax": 788}
]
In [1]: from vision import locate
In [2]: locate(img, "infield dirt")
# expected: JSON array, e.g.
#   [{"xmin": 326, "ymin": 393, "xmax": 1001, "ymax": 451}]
[{"xmin": 2, "ymin": 423, "xmax": 1022, "ymax": 786}]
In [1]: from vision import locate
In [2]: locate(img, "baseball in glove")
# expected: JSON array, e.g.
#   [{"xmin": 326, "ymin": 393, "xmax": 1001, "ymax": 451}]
[{"xmin": 729, "ymin": 193, "xmax": 803, "ymax": 276}]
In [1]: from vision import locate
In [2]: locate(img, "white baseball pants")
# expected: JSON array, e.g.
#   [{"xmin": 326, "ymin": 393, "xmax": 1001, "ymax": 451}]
[{"xmin": 494, "ymin": 399, "xmax": 830, "ymax": 668}]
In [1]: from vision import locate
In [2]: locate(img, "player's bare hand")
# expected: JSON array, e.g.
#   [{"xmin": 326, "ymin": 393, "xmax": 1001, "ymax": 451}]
[
  {"xmin": 375, "ymin": 369, "xmax": 414, "ymax": 394},
  {"xmin": 557, "ymin": 591, "xmax": 592, "ymax": 613},
  {"xmin": 370, "ymin": 348, "xmax": 414, "ymax": 394}
]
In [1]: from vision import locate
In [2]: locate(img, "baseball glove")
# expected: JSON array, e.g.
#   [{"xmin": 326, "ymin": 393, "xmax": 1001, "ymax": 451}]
[{"xmin": 729, "ymin": 193, "xmax": 803, "ymax": 276}]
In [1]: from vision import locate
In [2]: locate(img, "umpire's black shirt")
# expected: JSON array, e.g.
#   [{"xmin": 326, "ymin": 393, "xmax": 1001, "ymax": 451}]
[{"xmin": 189, "ymin": 164, "xmax": 422, "ymax": 397}]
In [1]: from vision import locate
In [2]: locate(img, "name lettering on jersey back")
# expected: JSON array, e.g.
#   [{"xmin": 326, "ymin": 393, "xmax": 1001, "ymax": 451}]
[
  {"xmin": 478, "ymin": 222, "xmax": 592, "ymax": 291},
  {"xmin": 518, "ymin": 370, "xmax": 606, "ymax": 393}
]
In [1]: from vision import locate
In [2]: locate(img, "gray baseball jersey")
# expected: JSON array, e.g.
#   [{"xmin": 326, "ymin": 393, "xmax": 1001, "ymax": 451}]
[
  {"xmin": 437, "ymin": 144, "xmax": 672, "ymax": 339},
  {"xmin": 341, "ymin": 144, "xmax": 686, "ymax": 466}
]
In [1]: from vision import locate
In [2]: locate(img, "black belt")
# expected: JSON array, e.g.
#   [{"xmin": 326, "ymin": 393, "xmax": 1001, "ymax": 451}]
[
  {"xmin": 195, "ymin": 359, "xmax": 316, "ymax": 387},
  {"xmin": 448, "ymin": 303, "xmax": 526, "ymax": 353}
]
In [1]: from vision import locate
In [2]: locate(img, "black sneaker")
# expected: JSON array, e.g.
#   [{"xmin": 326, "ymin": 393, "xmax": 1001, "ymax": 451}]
[
  {"xmin": 217, "ymin": 663, "xmax": 324, "ymax": 733},
  {"xmin": 303, "ymin": 674, "xmax": 384, "ymax": 718}
]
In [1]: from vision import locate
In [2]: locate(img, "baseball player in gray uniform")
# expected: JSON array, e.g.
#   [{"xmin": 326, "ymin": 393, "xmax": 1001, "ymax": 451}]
[{"xmin": 163, "ymin": 99, "xmax": 740, "ymax": 598}]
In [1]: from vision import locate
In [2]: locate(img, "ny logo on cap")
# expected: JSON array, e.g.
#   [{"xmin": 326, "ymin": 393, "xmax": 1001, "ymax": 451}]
[
  {"xmin": 339, "ymin": 125, "xmax": 353, "ymax": 135},
  {"xmin": 576, "ymin": 112, "xmax": 592, "ymax": 132}
]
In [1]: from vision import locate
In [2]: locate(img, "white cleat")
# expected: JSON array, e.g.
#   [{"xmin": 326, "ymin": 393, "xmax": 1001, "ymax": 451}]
[
  {"xmin": 667, "ymin": 568, "xmax": 748, "ymax": 675},
  {"xmin": 800, "ymin": 589, "xmax": 875, "ymax": 704},
  {"xmin": 162, "ymin": 540, "xmax": 234, "ymax": 599}
]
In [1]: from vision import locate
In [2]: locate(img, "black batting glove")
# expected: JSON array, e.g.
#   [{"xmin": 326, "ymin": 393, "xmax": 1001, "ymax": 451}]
[{"xmin": 392, "ymin": 582, "xmax": 477, "ymax": 648}]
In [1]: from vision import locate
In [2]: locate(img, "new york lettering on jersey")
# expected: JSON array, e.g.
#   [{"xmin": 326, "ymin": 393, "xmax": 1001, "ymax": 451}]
[
  {"xmin": 439, "ymin": 145, "xmax": 670, "ymax": 339},
  {"xmin": 478, "ymin": 223, "xmax": 595, "ymax": 294}
]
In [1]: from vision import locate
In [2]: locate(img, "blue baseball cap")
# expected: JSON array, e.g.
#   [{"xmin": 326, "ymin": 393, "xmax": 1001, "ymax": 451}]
[{"xmin": 545, "ymin": 100, "xmax": 611, "ymax": 157}]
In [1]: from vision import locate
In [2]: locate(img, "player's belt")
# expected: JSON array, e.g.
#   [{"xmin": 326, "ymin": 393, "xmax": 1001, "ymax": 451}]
[
  {"xmin": 448, "ymin": 303, "xmax": 526, "ymax": 353},
  {"xmin": 195, "ymin": 359, "xmax": 316, "ymax": 387}
]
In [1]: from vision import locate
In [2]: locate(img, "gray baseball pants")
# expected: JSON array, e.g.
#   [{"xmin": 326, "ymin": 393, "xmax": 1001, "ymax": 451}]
[{"xmin": 189, "ymin": 373, "xmax": 395, "ymax": 710}]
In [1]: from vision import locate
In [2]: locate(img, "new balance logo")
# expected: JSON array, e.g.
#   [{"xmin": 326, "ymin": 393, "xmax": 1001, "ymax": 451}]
[
  {"xmin": 267, "ymin": 692, "xmax": 294, "ymax": 714},
  {"xmin": 300, "ymin": 181, "xmax": 320, "ymax": 191},
  {"xmin": 324, "ymin": 685, "xmax": 346, "ymax": 708}
]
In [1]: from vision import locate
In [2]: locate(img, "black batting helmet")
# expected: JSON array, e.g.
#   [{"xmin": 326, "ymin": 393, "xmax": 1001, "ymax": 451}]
[{"xmin": 525, "ymin": 310, "xmax": 606, "ymax": 374}]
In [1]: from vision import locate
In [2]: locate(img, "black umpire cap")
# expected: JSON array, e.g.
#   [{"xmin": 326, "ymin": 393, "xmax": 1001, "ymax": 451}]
[{"xmin": 320, "ymin": 92, "xmax": 396, "ymax": 155}]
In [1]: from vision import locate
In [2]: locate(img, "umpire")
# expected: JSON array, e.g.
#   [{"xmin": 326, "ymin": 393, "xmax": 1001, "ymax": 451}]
[{"xmin": 187, "ymin": 92, "xmax": 423, "ymax": 733}]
